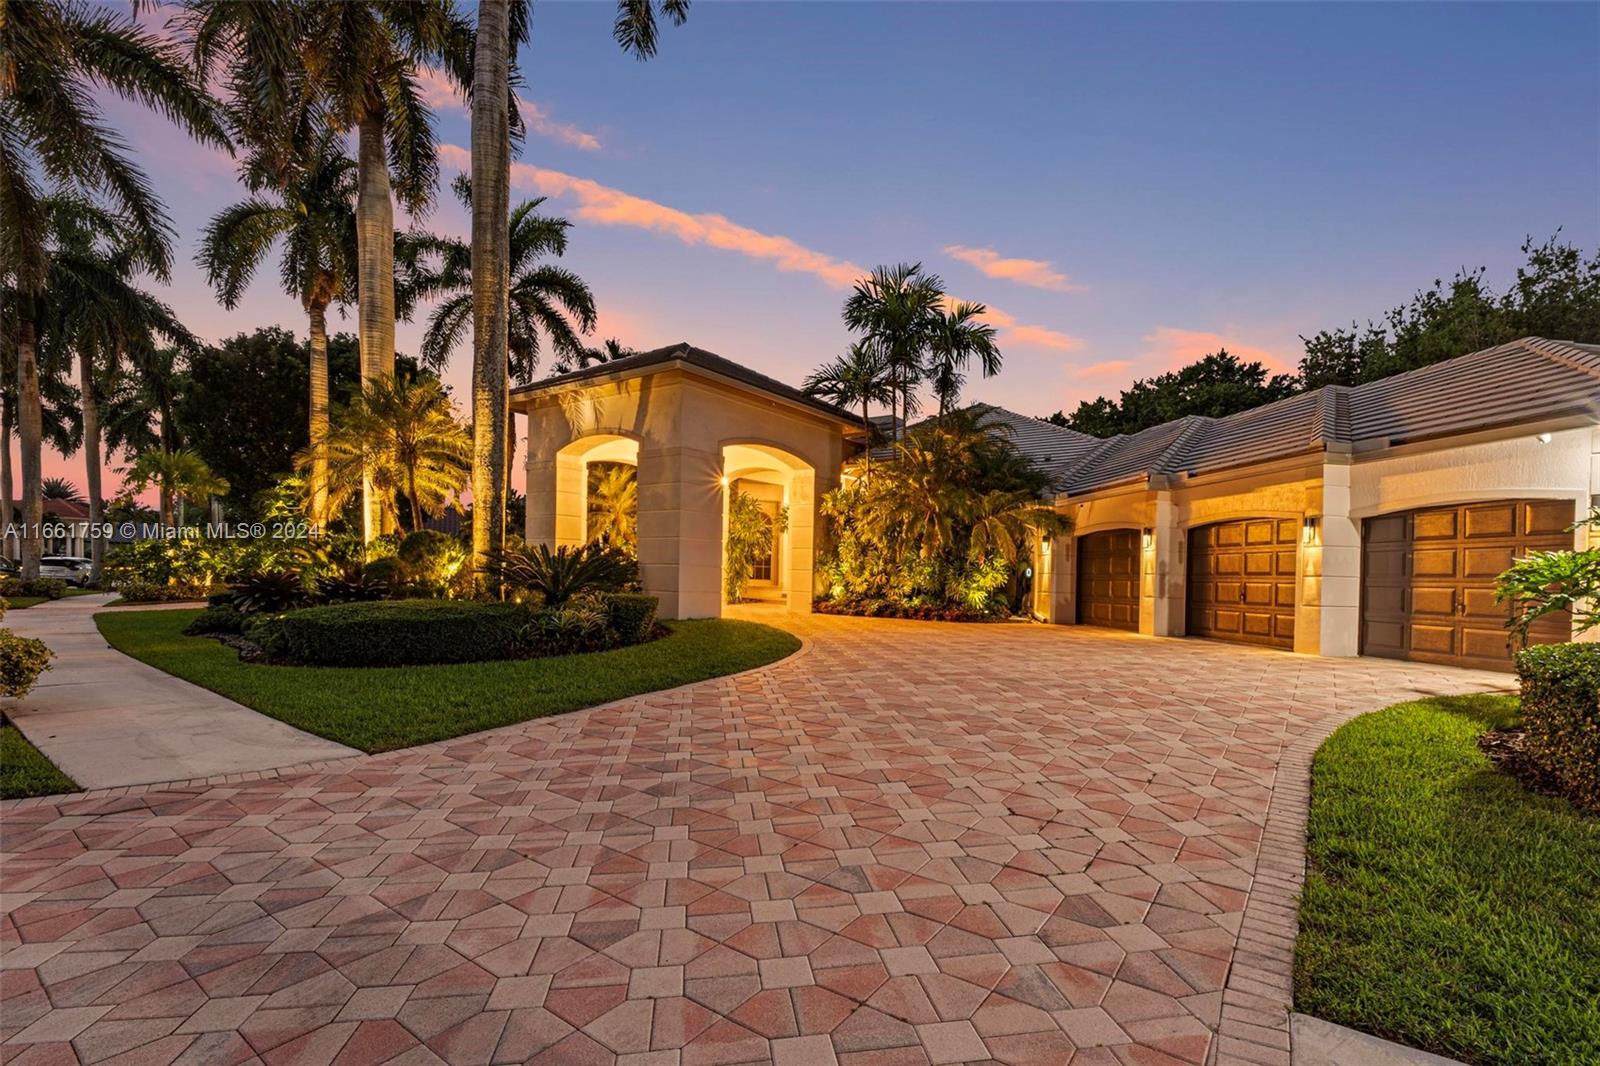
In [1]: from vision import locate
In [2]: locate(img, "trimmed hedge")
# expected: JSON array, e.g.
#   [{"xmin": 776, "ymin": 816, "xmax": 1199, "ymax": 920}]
[
  {"xmin": 606, "ymin": 593, "xmax": 659, "ymax": 645},
  {"xmin": 116, "ymin": 580, "xmax": 213, "ymax": 604},
  {"xmin": 0, "ymin": 577, "xmax": 67, "ymax": 601},
  {"xmin": 0, "ymin": 630, "xmax": 53, "ymax": 697},
  {"xmin": 247, "ymin": 600, "xmax": 530, "ymax": 667},
  {"xmin": 183, "ymin": 603, "xmax": 245, "ymax": 636},
  {"xmin": 1515, "ymin": 642, "xmax": 1600, "ymax": 812}
]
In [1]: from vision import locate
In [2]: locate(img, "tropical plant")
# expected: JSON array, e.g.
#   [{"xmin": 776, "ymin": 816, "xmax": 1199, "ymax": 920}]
[
  {"xmin": 0, "ymin": 0, "xmax": 228, "ymax": 577},
  {"xmin": 926, "ymin": 300, "xmax": 1001, "ymax": 415},
  {"xmin": 122, "ymin": 448, "xmax": 230, "ymax": 529},
  {"xmin": 41, "ymin": 478, "xmax": 82, "ymax": 503},
  {"xmin": 198, "ymin": 131, "xmax": 357, "ymax": 526},
  {"xmin": 0, "ymin": 630, "xmax": 53, "ymax": 699},
  {"xmin": 306, "ymin": 375, "xmax": 470, "ymax": 534},
  {"xmin": 232, "ymin": 569, "xmax": 312, "ymax": 615},
  {"xmin": 489, "ymin": 542, "xmax": 637, "ymax": 606},
  {"xmin": 842, "ymin": 263, "xmax": 944, "ymax": 440},
  {"xmin": 553, "ymin": 337, "xmax": 639, "ymax": 375},
  {"xmin": 804, "ymin": 341, "xmax": 894, "ymax": 473},
  {"xmin": 1496, "ymin": 508, "xmax": 1600, "ymax": 646},
  {"xmin": 395, "ymin": 529, "xmax": 470, "ymax": 598},
  {"xmin": 586, "ymin": 463, "xmax": 638, "ymax": 552},
  {"xmin": 725, "ymin": 490, "xmax": 787, "ymax": 603}
]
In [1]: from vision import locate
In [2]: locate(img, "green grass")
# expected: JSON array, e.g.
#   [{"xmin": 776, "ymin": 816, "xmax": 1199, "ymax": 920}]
[
  {"xmin": 4, "ymin": 596, "xmax": 48, "ymax": 610},
  {"xmin": 1, "ymin": 723, "xmax": 79, "ymax": 800},
  {"xmin": 96, "ymin": 607, "xmax": 800, "ymax": 753},
  {"xmin": 1296, "ymin": 694, "xmax": 1600, "ymax": 1066}
]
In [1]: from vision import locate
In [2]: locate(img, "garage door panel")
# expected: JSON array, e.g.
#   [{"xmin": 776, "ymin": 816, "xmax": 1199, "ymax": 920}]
[
  {"xmin": 1362, "ymin": 498, "xmax": 1574, "ymax": 672},
  {"xmin": 1188, "ymin": 519, "xmax": 1297, "ymax": 649},
  {"xmin": 1077, "ymin": 530, "xmax": 1140, "ymax": 632}
]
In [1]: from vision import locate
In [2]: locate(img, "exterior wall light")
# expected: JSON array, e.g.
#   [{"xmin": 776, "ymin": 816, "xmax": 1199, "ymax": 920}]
[
  {"xmin": 719, "ymin": 475, "xmax": 730, "ymax": 488},
  {"xmin": 1535, "ymin": 432, "xmax": 1553, "ymax": 444},
  {"xmin": 1303, "ymin": 515, "xmax": 1320, "ymax": 544},
  {"xmin": 1141, "ymin": 527, "xmax": 1153, "ymax": 549}
]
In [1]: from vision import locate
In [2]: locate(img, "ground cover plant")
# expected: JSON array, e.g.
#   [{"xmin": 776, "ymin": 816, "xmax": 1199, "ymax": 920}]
[
  {"xmin": 97, "ymin": 608, "xmax": 798, "ymax": 752},
  {"xmin": 1296, "ymin": 693, "xmax": 1600, "ymax": 1066}
]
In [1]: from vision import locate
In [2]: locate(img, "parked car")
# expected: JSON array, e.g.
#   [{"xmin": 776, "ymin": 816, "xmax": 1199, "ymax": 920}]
[
  {"xmin": 40, "ymin": 557, "xmax": 93, "ymax": 586},
  {"xmin": 0, "ymin": 557, "xmax": 18, "ymax": 577}
]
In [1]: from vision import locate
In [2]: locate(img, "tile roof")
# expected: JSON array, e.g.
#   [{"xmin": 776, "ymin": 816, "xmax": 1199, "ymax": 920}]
[
  {"xmin": 511, "ymin": 341, "xmax": 859, "ymax": 425},
  {"xmin": 1057, "ymin": 336, "xmax": 1600, "ymax": 495}
]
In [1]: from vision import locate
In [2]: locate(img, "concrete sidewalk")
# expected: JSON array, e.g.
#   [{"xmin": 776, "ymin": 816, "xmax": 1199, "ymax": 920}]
[{"xmin": 2, "ymin": 593, "xmax": 356, "ymax": 788}]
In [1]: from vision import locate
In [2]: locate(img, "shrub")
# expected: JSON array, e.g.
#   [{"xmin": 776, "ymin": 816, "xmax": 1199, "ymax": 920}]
[
  {"xmin": 1515, "ymin": 642, "xmax": 1600, "ymax": 811},
  {"xmin": 232, "ymin": 570, "xmax": 311, "ymax": 614},
  {"xmin": 104, "ymin": 536, "xmax": 297, "ymax": 588},
  {"xmin": 491, "ymin": 542, "xmax": 637, "ymax": 606},
  {"xmin": 725, "ymin": 490, "xmax": 787, "ymax": 603},
  {"xmin": 116, "ymin": 580, "xmax": 212, "ymax": 604},
  {"xmin": 207, "ymin": 589, "xmax": 237, "ymax": 607},
  {"xmin": 0, "ymin": 630, "xmax": 53, "ymax": 697},
  {"xmin": 0, "ymin": 577, "xmax": 67, "ymax": 601},
  {"xmin": 249, "ymin": 599, "xmax": 530, "ymax": 666},
  {"xmin": 605, "ymin": 593, "xmax": 658, "ymax": 645},
  {"xmin": 183, "ymin": 603, "xmax": 245, "ymax": 636},
  {"xmin": 396, "ymin": 530, "xmax": 471, "ymax": 598},
  {"xmin": 520, "ymin": 600, "xmax": 613, "ymax": 657}
]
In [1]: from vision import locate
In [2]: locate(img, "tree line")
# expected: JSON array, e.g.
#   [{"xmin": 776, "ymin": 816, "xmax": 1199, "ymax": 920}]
[{"xmin": 1046, "ymin": 234, "xmax": 1600, "ymax": 437}]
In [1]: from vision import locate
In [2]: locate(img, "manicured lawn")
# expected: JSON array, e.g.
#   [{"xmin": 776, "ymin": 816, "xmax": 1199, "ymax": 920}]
[
  {"xmin": 97, "ymin": 608, "xmax": 801, "ymax": 753},
  {"xmin": 4, "ymin": 596, "xmax": 48, "ymax": 610},
  {"xmin": 1296, "ymin": 694, "xmax": 1600, "ymax": 1066},
  {"xmin": 0, "ymin": 723, "xmax": 79, "ymax": 800}
]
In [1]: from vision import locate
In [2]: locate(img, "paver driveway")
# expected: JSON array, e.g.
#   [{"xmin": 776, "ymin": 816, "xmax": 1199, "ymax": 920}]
[{"xmin": 0, "ymin": 614, "xmax": 1510, "ymax": 1066}]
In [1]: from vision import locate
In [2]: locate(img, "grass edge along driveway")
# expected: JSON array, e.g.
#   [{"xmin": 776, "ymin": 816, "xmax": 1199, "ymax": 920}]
[
  {"xmin": 1295, "ymin": 693, "xmax": 1600, "ymax": 1066},
  {"xmin": 0, "ymin": 723, "xmax": 79, "ymax": 800},
  {"xmin": 97, "ymin": 608, "xmax": 801, "ymax": 754}
]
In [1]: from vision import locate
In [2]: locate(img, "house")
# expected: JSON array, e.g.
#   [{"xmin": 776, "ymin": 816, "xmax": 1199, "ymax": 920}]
[
  {"xmin": 4, "ymin": 498, "xmax": 92, "ymax": 560},
  {"xmin": 518, "ymin": 336, "xmax": 1600, "ymax": 671}
]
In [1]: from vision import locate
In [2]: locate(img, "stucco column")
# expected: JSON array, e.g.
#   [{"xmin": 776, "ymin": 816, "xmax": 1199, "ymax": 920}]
[
  {"xmin": 524, "ymin": 452, "xmax": 584, "ymax": 549},
  {"xmin": 525, "ymin": 457, "xmax": 556, "ymax": 548},
  {"xmin": 1146, "ymin": 492, "xmax": 1183, "ymax": 636},
  {"xmin": 1306, "ymin": 458, "xmax": 1360, "ymax": 656},
  {"xmin": 637, "ymin": 444, "xmax": 723, "ymax": 619},
  {"xmin": 785, "ymin": 471, "xmax": 816, "ymax": 614},
  {"xmin": 1046, "ymin": 529, "xmax": 1074, "ymax": 624}
]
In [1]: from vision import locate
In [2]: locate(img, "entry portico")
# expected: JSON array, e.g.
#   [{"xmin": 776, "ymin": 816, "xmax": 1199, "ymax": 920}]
[{"xmin": 515, "ymin": 343, "xmax": 854, "ymax": 619}]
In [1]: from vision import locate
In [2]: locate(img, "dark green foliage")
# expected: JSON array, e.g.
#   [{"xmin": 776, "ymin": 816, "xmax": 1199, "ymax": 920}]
[
  {"xmin": 519, "ymin": 601, "xmax": 612, "ymax": 657},
  {"xmin": 395, "ymin": 530, "xmax": 470, "ymax": 598},
  {"xmin": 313, "ymin": 572, "xmax": 392, "ymax": 604},
  {"xmin": 114, "ymin": 580, "xmax": 212, "ymax": 604},
  {"xmin": 605, "ymin": 593, "xmax": 659, "ymax": 645},
  {"xmin": 725, "ymin": 491, "xmax": 785, "ymax": 603},
  {"xmin": 1046, "ymin": 350, "xmax": 1299, "ymax": 437},
  {"xmin": 1297, "ymin": 694, "xmax": 1600, "ymax": 1065},
  {"xmin": 1497, "ymin": 508, "xmax": 1600, "ymax": 644},
  {"xmin": 182, "ymin": 604, "xmax": 245, "ymax": 636},
  {"xmin": 232, "ymin": 570, "xmax": 311, "ymax": 615},
  {"xmin": 254, "ymin": 600, "xmax": 530, "ymax": 667},
  {"xmin": 813, "ymin": 597, "xmax": 992, "ymax": 623},
  {"xmin": 491, "ymin": 542, "xmax": 637, "ymax": 606},
  {"xmin": 97, "ymin": 610, "xmax": 797, "ymax": 753},
  {"xmin": 0, "ymin": 725, "xmax": 78, "ymax": 800},
  {"xmin": 1516, "ymin": 643, "xmax": 1600, "ymax": 812},
  {"xmin": 0, "ymin": 578, "xmax": 67, "ymax": 601},
  {"xmin": 207, "ymin": 590, "xmax": 237, "ymax": 607},
  {"xmin": 0, "ymin": 632, "xmax": 53, "ymax": 697}
]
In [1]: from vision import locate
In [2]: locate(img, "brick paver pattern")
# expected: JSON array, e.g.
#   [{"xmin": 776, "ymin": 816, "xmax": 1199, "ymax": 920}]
[{"xmin": 0, "ymin": 615, "xmax": 1509, "ymax": 1066}]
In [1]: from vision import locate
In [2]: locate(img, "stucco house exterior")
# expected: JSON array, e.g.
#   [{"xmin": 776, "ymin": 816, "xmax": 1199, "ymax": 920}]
[
  {"xmin": 4, "ymin": 498, "xmax": 92, "ymax": 561},
  {"xmin": 519, "ymin": 336, "xmax": 1600, "ymax": 671}
]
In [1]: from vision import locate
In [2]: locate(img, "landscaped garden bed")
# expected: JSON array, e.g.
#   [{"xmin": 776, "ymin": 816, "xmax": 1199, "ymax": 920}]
[
  {"xmin": 1295, "ymin": 692, "xmax": 1600, "ymax": 1066},
  {"xmin": 97, "ymin": 608, "xmax": 799, "ymax": 752}
]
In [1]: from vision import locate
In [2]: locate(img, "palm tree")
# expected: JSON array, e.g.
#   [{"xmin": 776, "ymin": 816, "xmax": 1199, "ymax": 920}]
[
  {"xmin": 198, "ymin": 131, "xmax": 357, "ymax": 528},
  {"xmin": 307, "ymin": 376, "xmax": 470, "ymax": 534},
  {"xmin": 41, "ymin": 478, "xmax": 83, "ymax": 504},
  {"xmin": 804, "ymin": 341, "xmax": 894, "ymax": 474},
  {"xmin": 124, "ymin": 448, "xmax": 229, "ymax": 529},
  {"xmin": 586, "ymin": 464, "xmax": 638, "ymax": 552},
  {"xmin": 0, "ymin": 0, "xmax": 228, "ymax": 577},
  {"xmin": 842, "ymin": 264, "xmax": 944, "ymax": 441},
  {"xmin": 927, "ymin": 301, "xmax": 1001, "ymax": 415},
  {"xmin": 553, "ymin": 338, "xmax": 638, "ymax": 375}
]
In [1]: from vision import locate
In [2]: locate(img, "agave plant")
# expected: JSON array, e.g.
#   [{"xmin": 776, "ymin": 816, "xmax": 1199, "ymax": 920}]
[{"xmin": 489, "ymin": 543, "xmax": 637, "ymax": 606}]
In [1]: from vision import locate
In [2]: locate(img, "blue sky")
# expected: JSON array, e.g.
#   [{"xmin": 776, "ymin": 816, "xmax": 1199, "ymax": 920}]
[{"xmin": 67, "ymin": 1, "xmax": 1600, "ymax": 488}]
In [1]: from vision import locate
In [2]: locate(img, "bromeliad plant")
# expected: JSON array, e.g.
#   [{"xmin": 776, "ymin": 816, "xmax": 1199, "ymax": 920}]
[
  {"xmin": 817, "ymin": 409, "xmax": 1070, "ymax": 616},
  {"xmin": 1496, "ymin": 507, "xmax": 1600, "ymax": 645}
]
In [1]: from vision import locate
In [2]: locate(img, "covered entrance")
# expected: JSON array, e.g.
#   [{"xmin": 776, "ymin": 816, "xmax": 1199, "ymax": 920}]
[
  {"xmin": 1187, "ymin": 518, "xmax": 1298, "ymax": 648},
  {"xmin": 1362, "ymin": 498, "xmax": 1574, "ymax": 671},
  {"xmin": 1075, "ymin": 529, "xmax": 1140, "ymax": 630}
]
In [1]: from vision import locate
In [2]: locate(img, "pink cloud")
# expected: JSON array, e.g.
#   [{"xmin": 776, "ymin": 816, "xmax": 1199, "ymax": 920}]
[
  {"xmin": 1074, "ymin": 359, "xmax": 1133, "ymax": 378},
  {"xmin": 944, "ymin": 245, "xmax": 1082, "ymax": 293},
  {"xmin": 1142, "ymin": 327, "xmax": 1293, "ymax": 373},
  {"xmin": 418, "ymin": 68, "xmax": 601, "ymax": 151}
]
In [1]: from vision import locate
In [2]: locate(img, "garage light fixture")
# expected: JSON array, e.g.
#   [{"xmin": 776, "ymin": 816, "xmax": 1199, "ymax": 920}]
[
  {"xmin": 1302, "ymin": 515, "xmax": 1320, "ymax": 544},
  {"xmin": 1141, "ymin": 527, "xmax": 1153, "ymax": 549},
  {"xmin": 1535, "ymin": 432, "xmax": 1553, "ymax": 444}
]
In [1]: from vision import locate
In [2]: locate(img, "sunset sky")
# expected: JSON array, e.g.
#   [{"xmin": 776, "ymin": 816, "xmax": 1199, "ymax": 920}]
[{"xmin": 51, "ymin": 1, "xmax": 1600, "ymax": 495}]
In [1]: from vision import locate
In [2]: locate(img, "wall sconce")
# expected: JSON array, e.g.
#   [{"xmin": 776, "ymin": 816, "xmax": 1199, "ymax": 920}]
[
  {"xmin": 1141, "ymin": 527, "xmax": 1153, "ymax": 549},
  {"xmin": 1535, "ymin": 432, "xmax": 1553, "ymax": 444},
  {"xmin": 718, "ymin": 475, "xmax": 730, "ymax": 489},
  {"xmin": 1302, "ymin": 515, "xmax": 1320, "ymax": 545}
]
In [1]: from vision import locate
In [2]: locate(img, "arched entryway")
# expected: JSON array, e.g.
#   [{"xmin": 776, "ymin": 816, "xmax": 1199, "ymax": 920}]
[
  {"xmin": 539, "ymin": 433, "xmax": 640, "ymax": 551},
  {"xmin": 721, "ymin": 442, "xmax": 817, "ymax": 612}
]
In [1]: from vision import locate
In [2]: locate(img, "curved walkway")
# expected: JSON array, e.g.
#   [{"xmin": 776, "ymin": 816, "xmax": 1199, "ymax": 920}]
[
  {"xmin": 2, "ymin": 595, "xmax": 357, "ymax": 788},
  {"xmin": 0, "ymin": 612, "xmax": 1511, "ymax": 1066}
]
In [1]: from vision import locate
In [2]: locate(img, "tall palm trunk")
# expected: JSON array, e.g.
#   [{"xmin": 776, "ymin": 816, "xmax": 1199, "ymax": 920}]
[
  {"xmin": 16, "ymin": 318, "xmax": 43, "ymax": 579},
  {"xmin": 861, "ymin": 398, "xmax": 871, "ymax": 477},
  {"xmin": 357, "ymin": 111, "xmax": 396, "ymax": 541},
  {"xmin": 1, "ymin": 393, "xmax": 14, "ymax": 556},
  {"xmin": 78, "ymin": 347, "xmax": 105, "ymax": 585},
  {"xmin": 307, "ymin": 300, "xmax": 331, "ymax": 528},
  {"xmin": 470, "ymin": 0, "xmax": 511, "ymax": 585}
]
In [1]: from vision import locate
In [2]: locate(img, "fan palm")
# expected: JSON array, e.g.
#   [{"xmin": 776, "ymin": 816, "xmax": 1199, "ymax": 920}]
[
  {"xmin": 41, "ymin": 478, "xmax": 82, "ymax": 503},
  {"xmin": 927, "ymin": 301, "xmax": 1001, "ymax": 415},
  {"xmin": 804, "ymin": 341, "xmax": 894, "ymax": 474},
  {"xmin": 842, "ymin": 263, "xmax": 944, "ymax": 441},
  {"xmin": 306, "ymin": 375, "xmax": 470, "ymax": 534},
  {"xmin": 198, "ymin": 130, "xmax": 357, "ymax": 528},
  {"xmin": 0, "ymin": 0, "xmax": 227, "ymax": 576}
]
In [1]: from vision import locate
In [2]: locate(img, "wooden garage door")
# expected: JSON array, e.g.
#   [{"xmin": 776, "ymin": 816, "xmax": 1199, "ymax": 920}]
[
  {"xmin": 1362, "ymin": 499, "xmax": 1573, "ymax": 671},
  {"xmin": 1187, "ymin": 518, "xmax": 1298, "ymax": 648},
  {"xmin": 1076, "ymin": 530, "xmax": 1140, "ymax": 630}
]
